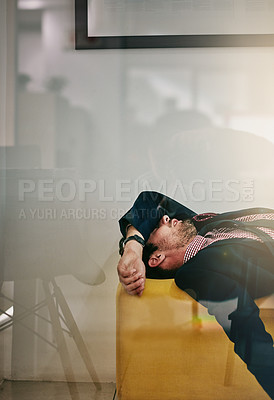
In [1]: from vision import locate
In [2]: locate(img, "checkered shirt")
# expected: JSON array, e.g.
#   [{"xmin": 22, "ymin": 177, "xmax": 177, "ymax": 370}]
[{"xmin": 184, "ymin": 213, "xmax": 274, "ymax": 264}]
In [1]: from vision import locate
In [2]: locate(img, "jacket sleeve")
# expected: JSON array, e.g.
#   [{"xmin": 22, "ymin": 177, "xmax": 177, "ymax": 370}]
[{"xmin": 119, "ymin": 191, "xmax": 197, "ymax": 241}]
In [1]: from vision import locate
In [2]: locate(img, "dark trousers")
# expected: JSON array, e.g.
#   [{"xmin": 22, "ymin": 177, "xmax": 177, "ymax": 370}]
[{"xmin": 189, "ymin": 275, "xmax": 274, "ymax": 398}]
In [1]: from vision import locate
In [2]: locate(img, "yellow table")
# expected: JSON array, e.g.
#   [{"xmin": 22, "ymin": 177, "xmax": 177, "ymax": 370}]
[{"xmin": 116, "ymin": 279, "xmax": 271, "ymax": 400}]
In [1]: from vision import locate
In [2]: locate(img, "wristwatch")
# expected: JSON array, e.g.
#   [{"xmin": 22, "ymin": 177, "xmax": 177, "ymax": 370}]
[{"xmin": 119, "ymin": 235, "xmax": 145, "ymax": 256}]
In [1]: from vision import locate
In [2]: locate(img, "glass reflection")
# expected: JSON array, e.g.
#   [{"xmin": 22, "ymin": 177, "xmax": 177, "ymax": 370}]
[{"xmin": 0, "ymin": 0, "xmax": 273, "ymax": 398}]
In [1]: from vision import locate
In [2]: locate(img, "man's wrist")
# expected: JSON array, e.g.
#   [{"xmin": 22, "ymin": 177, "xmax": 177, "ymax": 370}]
[
  {"xmin": 119, "ymin": 235, "xmax": 145, "ymax": 256},
  {"xmin": 126, "ymin": 225, "xmax": 144, "ymax": 239},
  {"xmin": 124, "ymin": 239, "xmax": 143, "ymax": 255}
]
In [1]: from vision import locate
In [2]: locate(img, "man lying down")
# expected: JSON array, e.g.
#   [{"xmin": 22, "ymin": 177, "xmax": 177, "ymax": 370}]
[{"xmin": 117, "ymin": 191, "xmax": 274, "ymax": 398}]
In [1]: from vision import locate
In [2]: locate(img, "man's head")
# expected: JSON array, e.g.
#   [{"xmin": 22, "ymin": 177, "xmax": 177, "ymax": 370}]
[{"xmin": 143, "ymin": 215, "xmax": 197, "ymax": 278}]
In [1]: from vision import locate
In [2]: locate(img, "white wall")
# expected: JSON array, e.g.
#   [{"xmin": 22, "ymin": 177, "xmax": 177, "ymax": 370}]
[{"xmin": 1, "ymin": 0, "xmax": 274, "ymax": 384}]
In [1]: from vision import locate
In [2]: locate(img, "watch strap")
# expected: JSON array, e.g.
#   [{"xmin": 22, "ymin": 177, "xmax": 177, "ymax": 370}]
[{"xmin": 119, "ymin": 235, "xmax": 145, "ymax": 256}]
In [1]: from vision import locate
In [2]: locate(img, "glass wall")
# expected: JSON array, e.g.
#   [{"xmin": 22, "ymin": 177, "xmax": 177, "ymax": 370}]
[{"xmin": 1, "ymin": 0, "xmax": 274, "ymax": 397}]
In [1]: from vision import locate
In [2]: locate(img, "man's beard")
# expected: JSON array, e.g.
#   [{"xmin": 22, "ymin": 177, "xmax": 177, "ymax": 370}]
[{"xmin": 158, "ymin": 219, "xmax": 197, "ymax": 251}]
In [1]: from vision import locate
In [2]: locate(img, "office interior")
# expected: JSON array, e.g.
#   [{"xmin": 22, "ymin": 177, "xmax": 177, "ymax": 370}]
[{"xmin": 1, "ymin": 0, "xmax": 274, "ymax": 399}]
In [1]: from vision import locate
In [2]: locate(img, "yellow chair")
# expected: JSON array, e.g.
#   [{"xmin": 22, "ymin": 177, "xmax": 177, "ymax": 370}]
[{"xmin": 116, "ymin": 279, "xmax": 271, "ymax": 400}]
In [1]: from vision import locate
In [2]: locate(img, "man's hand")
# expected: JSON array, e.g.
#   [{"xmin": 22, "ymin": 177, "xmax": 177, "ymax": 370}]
[{"xmin": 117, "ymin": 237, "xmax": 146, "ymax": 296}]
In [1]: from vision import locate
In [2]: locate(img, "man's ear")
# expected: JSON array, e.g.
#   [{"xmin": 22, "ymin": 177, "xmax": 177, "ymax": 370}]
[{"xmin": 148, "ymin": 253, "xmax": 166, "ymax": 268}]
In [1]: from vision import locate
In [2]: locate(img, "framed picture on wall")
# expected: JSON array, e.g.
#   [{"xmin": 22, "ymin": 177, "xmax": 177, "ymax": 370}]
[{"xmin": 75, "ymin": 0, "xmax": 274, "ymax": 49}]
